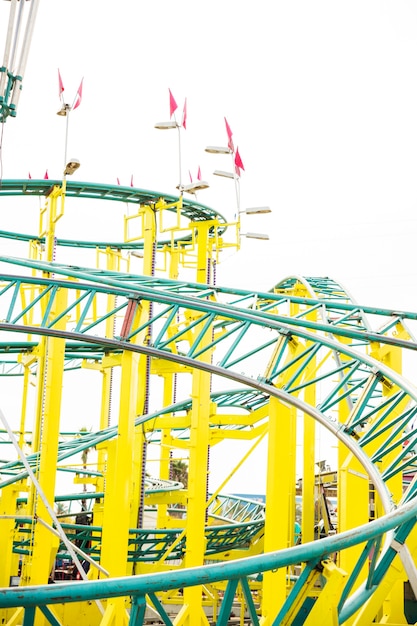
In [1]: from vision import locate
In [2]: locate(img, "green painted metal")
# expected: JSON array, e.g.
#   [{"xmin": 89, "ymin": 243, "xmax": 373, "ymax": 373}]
[
  {"xmin": 2, "ymin": 500, "xmax": 417, "ymax": 624},
  {"xmin": 0, "ymin": 179, "xmax": 227, "ymax": 228}
]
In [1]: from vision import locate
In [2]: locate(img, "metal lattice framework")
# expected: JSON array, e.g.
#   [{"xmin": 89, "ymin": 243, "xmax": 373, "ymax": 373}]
[{"xmin": 1, "ymin": 181, "xmax": 417, "ymax": 625}]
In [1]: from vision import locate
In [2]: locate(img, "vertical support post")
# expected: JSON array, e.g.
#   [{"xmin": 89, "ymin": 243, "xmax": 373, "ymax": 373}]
[
  {"xmin": 132, "ymin": 205, "xmax": 156, "ymax": 533},
  {"xmin": 0, "ymin": 483, "xmax": 21, "ymax": 588},
  {"xmin": 175, "ymin": 220, "xmax": 212, "ymax": 626},
  {"xmin": 261, "ymin": 399, "xmax": 296, "ymax": 624},
  {"xmin": 99, "ymin": 349, "xmax": 139, "ymax": 621},
  {"xmin": 20, "ymin": 287, "xmax": 68, "ymax": 586},
  {"xmin": 157, "ymin": 373, "xmax": 175, "ymax": 529}
]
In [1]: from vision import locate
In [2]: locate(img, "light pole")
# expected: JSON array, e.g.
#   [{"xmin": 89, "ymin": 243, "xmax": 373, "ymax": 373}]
[{"xmin": 154, "ymin": 120, "xmax": 183, "ymax": 189}]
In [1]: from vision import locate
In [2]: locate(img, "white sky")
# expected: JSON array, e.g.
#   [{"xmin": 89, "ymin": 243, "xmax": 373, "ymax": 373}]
[{"xmin": 1, "ymin": 1, "xmax": 417, "ymax": 494}]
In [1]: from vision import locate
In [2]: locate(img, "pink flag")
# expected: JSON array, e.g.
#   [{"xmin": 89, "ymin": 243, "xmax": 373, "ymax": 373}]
[
  {"xmin": 117, "ymin": 177, "xmax": 121, "ymax": 185},
  {"xmin": 44, "ymin": 170, "xmax": 49, "ymax": 180},
  {"xmin": 189, "ymin": 170, "xmax": 193, "ymax": 183},
  {"xmin": 28, "ymin": 172, "xmax": 31, "ymax": 179},
  {"xmin": 130, "ymin": 175, "xmax": 134, "ymax": 187},
  {"xmin": 58, "ymin": 69, "xmax": 64, "ymax": 100},
  {"xmin": 197, "ymin": 166, "xmax": 201, "ymax": 180},
  {"xmin": 234, "ymin": 147, "xmax": 244, "ymax": 173},
  {"xmin": 169, "ymin": 89, "xmax": 178, "ymax": 117},
  {"xmin": 72, "ymin": 78, "xmax": 83, "ymax": 110},
  {"xmin": 182, "ymin": 98, "xmax": 187, "ymax": 129},
  {"xmin": 224, "ymin": 117, "xmax": 234, "ymax": 152}
]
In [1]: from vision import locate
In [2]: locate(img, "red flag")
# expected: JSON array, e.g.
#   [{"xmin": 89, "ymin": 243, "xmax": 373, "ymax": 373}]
[
  {"xmin": 169, "ymin": 88, "xmax": 178, "ymax": 117},
  {"xmin": 58, "ymin": 69, "xmax": 64, "ymax": 100},
  {"xmin": 28, "ymin": 172, "xmax": 31, "ymax": 179},
  {"xmin": 44, "ymin": 170, "xmax": 49, "ymax": 180},
  {"xmin": 197, "ymin": 166, "xmax": 201, "ymax": 180},
  {"xmin": 224, "ymin": 117, "xmax": 234, "ymax": 152},
  {"xmin": 182, "ymin": 98, "xmax": 187, "ymax": 129},
  {"xmin": 130, "ymin": 175, "xmax": 134, "ymax": 187},
  {"xmin": 72, "ymin": 78, "xmax": 83, "ymax": 110},
  {"xmin": 234, "ymin": 147, "xmax": 244, "ymax": 173}
]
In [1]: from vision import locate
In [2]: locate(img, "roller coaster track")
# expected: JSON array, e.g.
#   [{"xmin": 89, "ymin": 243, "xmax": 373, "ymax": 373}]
[{"xmin": 1, "ymin": 181, "xmax": 417, "ymax": 624}]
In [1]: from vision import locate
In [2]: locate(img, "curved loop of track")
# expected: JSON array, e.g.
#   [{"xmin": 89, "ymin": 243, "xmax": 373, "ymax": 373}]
[{"xmin": 0, "ymin": 261, "xmax": 417, "ymax": 620}]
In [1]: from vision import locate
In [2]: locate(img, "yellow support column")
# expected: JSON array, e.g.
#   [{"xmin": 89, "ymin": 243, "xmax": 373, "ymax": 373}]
[
  {"xmin": 156, "ymin": 372, "xmax": 176, "ymax": 530},
  {"xmin": 130, "ymin": 204, "xmax": 156, "ymax": 542},
  {"xmin": 261, "ymin": 399, "xmax": 296, "ymax": 624},
  {"xmin": 302, "ymin": 359, "xmax": 317, "ymax": 545},
  {"xmin": 337, "ymin": 349, "xmax": 369, "ymax": 613},
  {"xmin": 0, "ymin": 483, "xmax": 21, "ymax": 588},
  {"xmin": 175, "ymin": 220, "xmax": 212, "ymax": 626},
  {"xmin": 91, "ymin": 247, "xmax": 122, "ymax": 558},
  {"xmin": 303, "ymin": 560, "xmax": 347, "ymax": 626},
  {"xmin": 99, "ymin": 349, "xmax": 139, "ymax": 624},
  {"xmin": 20, "ymin": 288, "xmax": 68, "ymax": 587}
]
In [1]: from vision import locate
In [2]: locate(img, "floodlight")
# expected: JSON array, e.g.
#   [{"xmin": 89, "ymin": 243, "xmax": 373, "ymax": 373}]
[
  {"xmin": 205, "ymin": 146, "xmax": 232, "ymax": 155},
  {"xmin": 242, "ymin": 232, "xmax": 269, "ymax": 241},
  {"xmin": 154, "ymin": 121, "xmax": 178, "ymax": 130},
  {"xmin": 213, "ymin": 170, "xmax": 235, "ymax": 179},
  {"xmin": 177, "ymin": 181, "xmax": 210, "ymax": 194},
  {"xmin": 57, "ymin": 104, "xmax": 71, "ymax": 116},
  {"xmin": 240, "ymin": 206, "xmax": 271, "ymax": 215},
  {"xmin": 64, "ymin": 159, "xmax": 80, "ymax": 176}
]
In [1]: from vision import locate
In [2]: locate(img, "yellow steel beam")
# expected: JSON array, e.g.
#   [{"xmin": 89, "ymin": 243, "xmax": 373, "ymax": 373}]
[
  {"xmin": 20, "ymin": 286, "xmax": 68, "ymax": 586},
  {"xmin": 261, "ymin": 399, "xmax": 296, "ymax": 623}
]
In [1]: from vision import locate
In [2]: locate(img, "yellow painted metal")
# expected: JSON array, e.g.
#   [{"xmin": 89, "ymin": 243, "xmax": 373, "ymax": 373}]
[
  {"xmin": 261, "ymin": 399, "xmax": 296, "ymax": 623},
  {"xmin": 9, "ymin": 183, "xmax": 68, "ymax": 598},
  {"xmin": 335, "ymin": 338, "xmax": 370, "ymax": 611},
  {"xmin": 99, "ymin": 349, "xmax": 139, "ymax": 621},
  {"xmin": 350, "ymin": 531, "xmax": 415, "ymax": 625},
  {"xmin": 338, "ymin": 327, "xmax": 408, "ymax": 624},
  {"xmin": 355, "ymin": 331, "xmax": 410, "ymax": 624},
  {"xmin": 301, "ymin": 304, "xmax": 319, "ymax": 546},
  {"xmin": 303, "ymin": 560, "xmax": 347, "ymax": 626},
  {"xmin": 0, "ymin": 484, "xmax": 21, "ymax": 589},
  {"xmin": 173, "ymin": 220, "xmax": 214, "ymax": 626},
  {"xmin": 157, "ymin": 372, "xmax": 176, "ymax": 530},
  {"xmin": 18, "ymin": 285, "xmax": 67, "ymax": 589},
  {"xmin": 38, "ymin": 183, "xmax": 66, "ymax": 264},
  {"xmin": 174, "ymin": 366, "xmax": 212, "ymax": 626}
]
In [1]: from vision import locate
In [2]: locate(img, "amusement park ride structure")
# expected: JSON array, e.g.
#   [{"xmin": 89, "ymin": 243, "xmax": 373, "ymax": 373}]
[{"xmin": 3, "ymin": 3, "xmax": 417, "ymax": 626}]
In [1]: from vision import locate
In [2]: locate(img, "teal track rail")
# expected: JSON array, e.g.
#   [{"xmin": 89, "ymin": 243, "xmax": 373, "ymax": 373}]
[{"xmin": 2, "ymin": 502, "xmax": 417, "ymax": 625}]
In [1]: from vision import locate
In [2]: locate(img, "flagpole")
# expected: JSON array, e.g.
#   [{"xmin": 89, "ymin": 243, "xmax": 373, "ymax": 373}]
[
  {"xmin": 177, "ymin": 123, "xmax": 182, "ymax": 189},
  {"xmin": 64, "ymin": 108, "xmax": 70, "ymax": 173},
  {"xmin": 232, "ymin": 154, "xmax": 240, "ymax": 214}
]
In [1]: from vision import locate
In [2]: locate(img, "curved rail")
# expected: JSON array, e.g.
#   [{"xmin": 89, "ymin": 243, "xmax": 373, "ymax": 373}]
[{"xmin": 2, "ymin": 500, "xmax": 417, "ymax": 625}]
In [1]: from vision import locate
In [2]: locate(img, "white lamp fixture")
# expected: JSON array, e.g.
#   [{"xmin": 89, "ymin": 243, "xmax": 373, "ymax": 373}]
[
  {"xmin": 64, "ymin": 158, "xmax": 80, "ymax": 176},
  {"xmin": 242, "ymin": 232, "xmax": 270, "ymax": 241},
  {"xmin": 154, "ymin": 121, "xmax": 178, "ymax": 130},
  {"xmin": 213, "ymin": 169, "xmax": 235, "ymax": 179},
  {"xmin": 177, "ymin": 180, "xmax": 210, "ymax": 194},
  {"xmin": 205, "ymin": 146, "xmax": 232, "ymax": 155},
  {"xmin": 57, "ymin": 103, "xmax": 71, "ymax": 117},
  {"xmin": 240, "ymin": 206, "xmax": 271, "ymax": 215}
]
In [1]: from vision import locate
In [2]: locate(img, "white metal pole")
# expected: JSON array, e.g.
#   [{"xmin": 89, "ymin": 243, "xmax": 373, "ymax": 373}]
[
  {"xmin": 0, "ymin": 0, "xmax": 18, "ymax": 97},
  {"xmin": 11, "ymin": 0, "xmax": 41, "ymax": 109}
]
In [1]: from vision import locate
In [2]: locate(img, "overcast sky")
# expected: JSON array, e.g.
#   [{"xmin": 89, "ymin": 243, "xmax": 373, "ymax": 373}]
[
  {"xmin": 1, "ymin": 1, "xmax": 417, "ymax": 305},
  {"xmin": 2, "ymin": 1, "xmax": 417, "ymax": 493}
]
